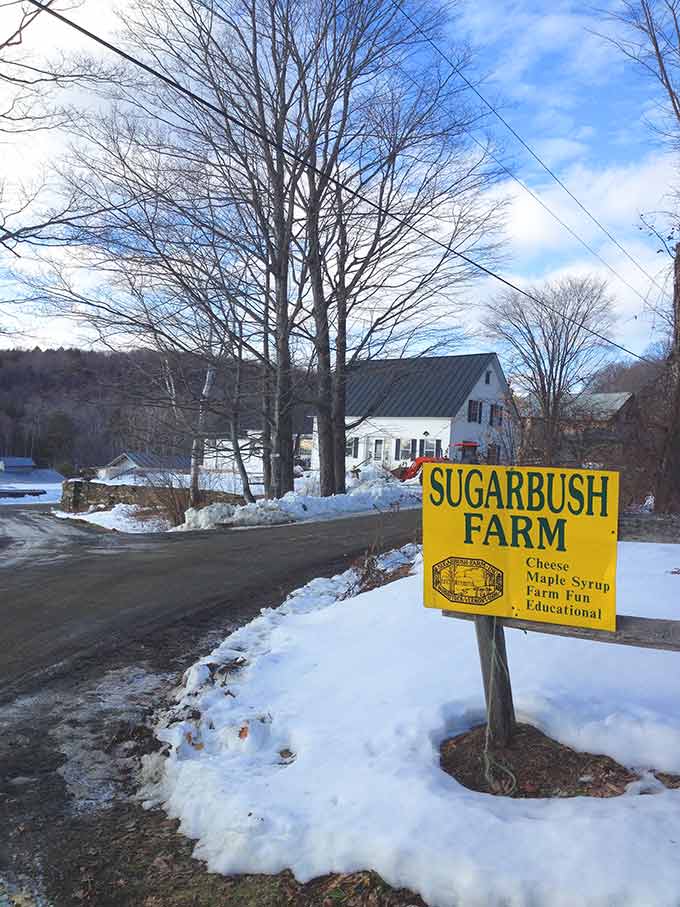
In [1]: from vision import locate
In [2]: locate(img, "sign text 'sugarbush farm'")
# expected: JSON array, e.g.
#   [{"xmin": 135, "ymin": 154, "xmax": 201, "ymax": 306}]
[{"xmin": 423, "ymin": 464, "xmax": 619, "ymax": 631}]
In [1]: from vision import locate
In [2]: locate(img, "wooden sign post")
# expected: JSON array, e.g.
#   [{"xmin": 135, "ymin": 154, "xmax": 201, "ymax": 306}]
[
  {"xmin": 474, "ymin": 615, "xmax": 515, "ymax": 746},
  {"xmin": 422, "ymin": 464, "xmax": 620, "ymax": 745}
]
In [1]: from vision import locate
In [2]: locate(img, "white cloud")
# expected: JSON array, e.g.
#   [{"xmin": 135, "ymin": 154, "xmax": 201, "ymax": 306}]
[
  {"xmin": 497, "ymin": 149, "xmax": 677, "ymax": 257},
  {"xmin": 533, "ymin": 136, "xmax": 589, "ymax": 165},
  {"xmin": 457, "ymin": 0, "xmax": 622, "ymax": 100}
]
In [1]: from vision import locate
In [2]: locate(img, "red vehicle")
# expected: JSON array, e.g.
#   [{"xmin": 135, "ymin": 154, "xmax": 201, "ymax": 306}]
[
  {"xmin": 393, "ymin": 443, "xmax": 479, "ymax": 481},
  {"xmin": 393, "ymin": 456, "xmax": 451, "ymax": 482}
]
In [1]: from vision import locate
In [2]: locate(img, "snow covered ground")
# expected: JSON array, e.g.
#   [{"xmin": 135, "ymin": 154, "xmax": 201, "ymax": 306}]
[
  {"xmin": 144, "ymin": 541, "xmax": 680, "ymax": 907},
  {"xmin": 0, "ymin": 469, "xmax": 64, "ymax": 506},
  {"xmin": 178, "ymin": 476, "xmax": 421, "ymax": 531},
  {"xmin": 53, "ymin": 504, "xmax": 171, "ymax": 533}
]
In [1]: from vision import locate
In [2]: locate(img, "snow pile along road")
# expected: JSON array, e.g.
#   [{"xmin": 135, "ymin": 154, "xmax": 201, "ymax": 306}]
[
  {"xmin": 178, "ymin": 477, "xmax": 421, "ymax": 531},
  {"xmin": 145, "ymin": 541, "xmax": 680, "ymax": 907},
  {"xmin": 53, "ymin": 504, "xmax": 170, "ymax": 533}
]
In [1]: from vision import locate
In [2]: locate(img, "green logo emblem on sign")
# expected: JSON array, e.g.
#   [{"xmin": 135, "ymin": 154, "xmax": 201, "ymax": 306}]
[{"xmin": 432, "ymin": 556, "xmax": 504, "ymax": 606}]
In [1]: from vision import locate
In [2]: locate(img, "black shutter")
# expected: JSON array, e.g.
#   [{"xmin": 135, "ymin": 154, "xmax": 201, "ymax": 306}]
[
  {"xmin": 353, "ymin": 439, "xmax": 359, "ymax": 458},
  {"xmin": 478, "ymin": 402, "xmax": 483, "ymax": 424},
  {"xmin": 467, "ymin": 400, "xmax": 474, "ymax": 422},
  {"xmin": 395, "ymin": 439, "xmax": 401, "ymax": 460},
  {"xmin": 435, "ymin": 439, "xmax": 442, "ymax": 458},
  {"xmin": 410, "ymin": 439, "xmax": 417, "ymax": 459},
  {"xmin": 418, "ymin": 439, "xmax": 425, "ymax": 457},
  {"xmin": 489, "ymin": 405, "xmax": 494, "ymax": 426}
]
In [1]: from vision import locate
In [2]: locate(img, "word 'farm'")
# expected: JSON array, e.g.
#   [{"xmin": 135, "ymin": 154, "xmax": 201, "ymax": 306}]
[{"xmin": 428, "ymin": 466, "xmax": 611, "ymax": 552}]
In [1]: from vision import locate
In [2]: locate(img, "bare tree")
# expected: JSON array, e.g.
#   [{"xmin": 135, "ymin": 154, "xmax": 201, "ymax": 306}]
[
  {"xmin": 599, "ymin": 1, "xmax": 680, "ymax": 510},
  {"xmin": 484, "ymin": 277, "xmax": 614, "ymax": 466},
  {"xmin": 20, "ymin": 0, "xmax": 503, "ymax": 502},
  {"xmin": 95, "ymin": 0, "xmax": 503, "ymax": 497},
  {"xmin": 600, "ymin": 1, "xmax": 680, "ymax": 143}
]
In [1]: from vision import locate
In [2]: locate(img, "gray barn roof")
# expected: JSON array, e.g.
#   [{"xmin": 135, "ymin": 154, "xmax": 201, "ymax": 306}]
[
  {"xmin": 107, "ymin": 451, "xmax": 192, "ymax": 470},
  {"xmin": 571, "ymin": 392, "xmax": 633, "ymax": 419},
  {"xmin": 519, "ymin": 392, "xmax": 633, "ymax": 420},
  {"xmin": 345, "ymin": 353, "xmax": 497, "ymax": 418}
]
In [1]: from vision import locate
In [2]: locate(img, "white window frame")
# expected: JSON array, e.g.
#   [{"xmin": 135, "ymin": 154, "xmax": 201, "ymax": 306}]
[
  {"xmin": 423, "ymin": 438, "xmax": 436, "ymax": 457},
  {"xmin": 467, "ymin": 399, "xmax": 483, "ymax": 423}
]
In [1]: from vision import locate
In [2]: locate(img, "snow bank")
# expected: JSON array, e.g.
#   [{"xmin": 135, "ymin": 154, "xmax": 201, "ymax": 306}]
[
  {"xmin": 145, "ymin": 541, "xmax": 680, "ymax": 907},
  {"xmin": 181, "ymin": 501, "xmax": 292, "ymax": 531},
  {"xmin": 53, "ymin": 504, "xmax": 170, "ymax": 533},
  {"xmin": 177, "ymin": 477, "xmax": 421, "ymax": 531}
]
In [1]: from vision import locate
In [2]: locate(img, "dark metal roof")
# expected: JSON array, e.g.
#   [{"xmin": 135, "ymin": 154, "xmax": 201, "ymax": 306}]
[{"xmin": 345, "ymin": 354, "xmax": 497, "ymax": 418}]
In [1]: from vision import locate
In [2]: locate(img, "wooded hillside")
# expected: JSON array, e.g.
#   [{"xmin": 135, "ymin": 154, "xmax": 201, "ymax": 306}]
[{"xmin": 0, "ymin": 347, "xmax": 195, "ymax": 473}]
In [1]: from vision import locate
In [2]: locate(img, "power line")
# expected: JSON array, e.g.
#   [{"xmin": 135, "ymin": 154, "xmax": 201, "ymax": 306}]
[
  {"xmin": 389, "ymin": 0, "xmax": 667, "ymax": 298},
  {"xmin": 466, "ymin": 136, "xmax": 656, "ymax": 310},
  {"xmin": 24, "ymin": 0, "xmax": 652, "ymax": 364},
  {"xmin": 391, "ymin": 61, "xmax": 656, "ymax": 310}
]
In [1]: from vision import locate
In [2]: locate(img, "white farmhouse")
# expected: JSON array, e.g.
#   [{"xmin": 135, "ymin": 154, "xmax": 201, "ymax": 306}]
[{"xmin": 311, "ymin": 353, "xmax": 513, "ymax": 473}]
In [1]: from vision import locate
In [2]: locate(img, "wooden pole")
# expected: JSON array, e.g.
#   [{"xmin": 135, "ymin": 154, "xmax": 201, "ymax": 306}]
[{"xmin": 475, "ymin": 616, "xmax": 515, "ymax": 747}]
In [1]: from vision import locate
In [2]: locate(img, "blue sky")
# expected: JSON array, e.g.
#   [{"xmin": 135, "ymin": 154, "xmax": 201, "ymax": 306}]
[
  {"xmin": 453, "ymin": 0, "xmax": 676, "ymax": 356},
  {"xmin": 2, "ymin": 0, "xmax": 676, "ymax": 356}
]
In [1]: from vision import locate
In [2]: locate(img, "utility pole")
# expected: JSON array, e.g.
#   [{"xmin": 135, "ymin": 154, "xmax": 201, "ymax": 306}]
[{"xmin": 656, "ymin": 243, "xmax": 680, "ymax": 512}]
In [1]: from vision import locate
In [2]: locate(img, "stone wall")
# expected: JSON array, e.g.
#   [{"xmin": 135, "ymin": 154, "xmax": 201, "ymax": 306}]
[{"xmin": 60, "ymin": 480, "xmax": 244, "ymax": 515}]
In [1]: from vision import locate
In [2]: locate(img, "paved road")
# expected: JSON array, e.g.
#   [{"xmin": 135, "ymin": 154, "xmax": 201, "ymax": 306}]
[{"xmin": 0, "ymin": 506, "xmax": 421, "ymax": 696}]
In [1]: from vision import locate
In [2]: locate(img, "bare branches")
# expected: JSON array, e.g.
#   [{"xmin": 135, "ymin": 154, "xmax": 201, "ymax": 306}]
[
  {"xmin": 14, "ymin": 0, "xmax": 505, "ymax": 494},
  {"xmin": 598, "ymin": 1, "xmax": 680, "ymax": 142},
  {"xmin": 484, "ymin": 277, "xmax": 614, "ymax": 465}
]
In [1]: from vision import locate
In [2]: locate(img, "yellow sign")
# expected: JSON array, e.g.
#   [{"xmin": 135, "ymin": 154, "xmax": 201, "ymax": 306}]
[{"xmin": 423, "ymin": 464, "xmax": 619, "ymax": 631}]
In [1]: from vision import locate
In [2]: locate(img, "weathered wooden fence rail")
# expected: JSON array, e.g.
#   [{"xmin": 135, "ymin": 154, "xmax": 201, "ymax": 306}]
[{"xmin": 443, "ymin": 611, "xmax": 680, "ymax": 652}]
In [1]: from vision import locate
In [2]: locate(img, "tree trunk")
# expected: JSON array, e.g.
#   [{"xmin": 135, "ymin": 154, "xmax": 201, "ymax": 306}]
[
  {"xmin": 269, "ymin": 138, "xmax": 294, "ymax": 499},
  {"xmin": 332, "ymin": 186, "xmax": 348, "ymax": 495},
  {"xmin": 332, "ymin": 315, "xmax": 347, "ymax": 496},
  {"xmin": 542, "ymin": 406, "xmax": 561, "ymax": 467},
  {"xmin": 332, "ymin": 382, "xmax": 347, "ymax": 495},
  {"xmin": 308, "ymin": 193, "xmax": 335, "ymax": 497},
  {"xmin": 189, "ymin": 365, "xmax": 216, "ymax": 510},
  {"xmin": 189, "ymin": 436, "xmax": 203, "ymax": 509},
  {"xmin": 316, "ymin": 405, "xmax": 335, "ymax": 495},
  {"xmin": 262, "ymin": 386, "xmax": 273, "ymax": 499},
  {"xmin": 273, "ymin": 277, "xmax": 294, "ymax": 498},
  {"xmin": 231, "ymin": 419, "xmax": 255, "ymax": 504},
  {"xmin": 262, "ymin": 274, "xmax": 274, "ymax": 498},
  {"xmin": 655, "ymin": 243, "xmax": 680, "ymax": 513}
]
